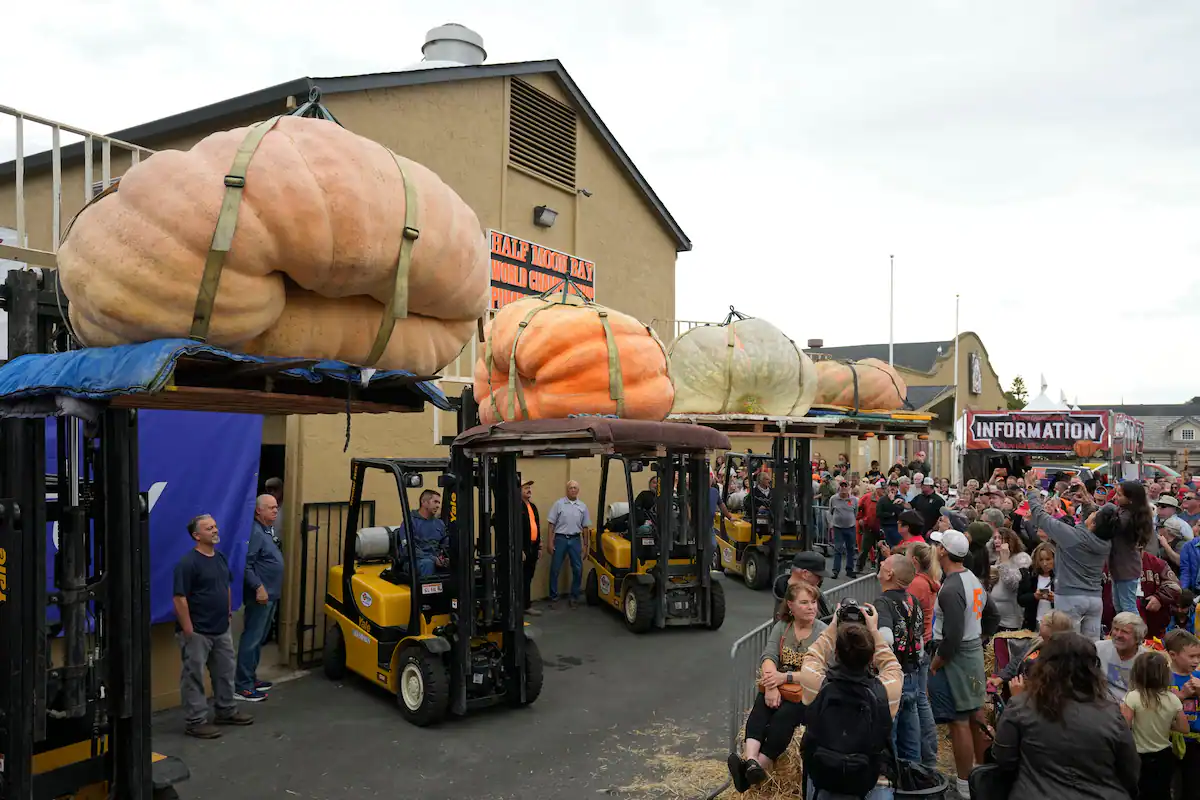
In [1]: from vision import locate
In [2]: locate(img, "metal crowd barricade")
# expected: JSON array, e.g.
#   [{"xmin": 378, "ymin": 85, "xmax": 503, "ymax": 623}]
[
  {"xmin": 811, "ymin": 502, "xmax": 833, "ymax": 554},
  {"xmin": 726, "ymin": 573, "xmax": 881, "ymax": 750}
]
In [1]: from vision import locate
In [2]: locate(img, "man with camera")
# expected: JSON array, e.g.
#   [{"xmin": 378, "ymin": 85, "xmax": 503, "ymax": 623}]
[{"xmin": 797, "ymin": 598, "xmax": 902, "ymax": 799}]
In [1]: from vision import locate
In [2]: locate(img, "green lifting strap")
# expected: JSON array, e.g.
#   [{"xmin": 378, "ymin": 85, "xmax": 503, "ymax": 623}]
[
  {"xmin": 719, "ymin": 320, "xmax": 737, "ymax": 414},
  {"xmin": 506, "ymin": 304, "xmax": 555, "ymax": 421},
  {"xmin": 189, "ymin": 116, "xmax": 284, "ymax": 342},
  {"xmin": 362, "ymin": 152, "xmax": 420, "ymax": 367},
  {"xmin": 597, "ymin": 311, "xmax": 626, "ymax": 417}
]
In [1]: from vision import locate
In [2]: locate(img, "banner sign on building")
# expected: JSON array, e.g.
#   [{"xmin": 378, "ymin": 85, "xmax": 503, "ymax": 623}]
[
  {"xmin": 965, "ymin": 410, "xmax": 1110, "ymax": 453},
  {"xmin": 487, "ymin": 229, "xmax": 596, "ymax": 310},
  {"xmin": 46, "ymin": 410, "xmax": 263, "ymax": 625}
]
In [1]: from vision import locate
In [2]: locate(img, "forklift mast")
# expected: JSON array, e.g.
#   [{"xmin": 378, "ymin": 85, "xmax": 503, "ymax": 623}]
[{"xmin": 0, "ymin": 269, "xmax": 159, "ymax": 799}]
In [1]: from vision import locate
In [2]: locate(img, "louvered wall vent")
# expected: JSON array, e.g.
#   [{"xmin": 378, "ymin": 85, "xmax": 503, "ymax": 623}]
[{"xmin": 508, "ymin": 79, "xmax": 577, "ymax": 189}]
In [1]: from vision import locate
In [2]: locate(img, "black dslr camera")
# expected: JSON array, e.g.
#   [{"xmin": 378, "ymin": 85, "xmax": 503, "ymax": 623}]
[{"xmin": 836, "ymin": 598, "xmax": 868, "ymax": 625}]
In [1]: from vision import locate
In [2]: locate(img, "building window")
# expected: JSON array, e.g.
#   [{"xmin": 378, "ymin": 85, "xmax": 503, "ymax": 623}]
[
  {"xmin": 1182, "ymin": 428, "xmax": 1195, "ymax": 441},
  {"xmin": 508, "ymin": 79, "xmax": 577, "ymax": 189}
]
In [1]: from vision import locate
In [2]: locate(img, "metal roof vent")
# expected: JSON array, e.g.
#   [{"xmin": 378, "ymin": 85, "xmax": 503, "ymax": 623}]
[
  {"xmin": 421, "ymin": 23, "xmax": 486, "ymax": 66},
  {"xmin": 807, "ymin": 339, "xmax": 824, "ymax": 349}
]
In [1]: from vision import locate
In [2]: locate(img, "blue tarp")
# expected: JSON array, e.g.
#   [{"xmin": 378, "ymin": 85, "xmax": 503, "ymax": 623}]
[{"xmin": 0, "ymin": 338, "xmax": 451, "ymax": 409}]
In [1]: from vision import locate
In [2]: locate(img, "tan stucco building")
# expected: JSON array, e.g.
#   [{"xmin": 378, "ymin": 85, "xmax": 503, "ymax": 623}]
[
  {"xmin": 0, "ymin": 47, "xmax": 690, "ymax": 707},
  {"xmin": 805, "ymin": 332, "xmax": 1008, "ymax": 478}
]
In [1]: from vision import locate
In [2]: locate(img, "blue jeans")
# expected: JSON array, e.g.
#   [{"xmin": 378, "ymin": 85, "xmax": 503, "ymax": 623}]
[
  {"xmin": 549, "ymin": 534, "xmax": 583, "ymax": 600},
  {"xmin": 235, "ymin": 598, "xmax": 276, "ymax": 693},
  {"xmin": 915, "ymin": 653, "xmax": 938, "ymax": 768},
  {"xmin": 882, "ymin": 523, "xmax": 901, "ymax": 548},
  {"xmin": 1113, "ymin": 579, "xmax": 1139, "ymax": 615},
  {"xmin": 893, "ymin": 670, "xmax": 921, "ymax": 762},
  {"xmin": 832, "ymin": 526, "xmax": 857, "ymax": 574}
]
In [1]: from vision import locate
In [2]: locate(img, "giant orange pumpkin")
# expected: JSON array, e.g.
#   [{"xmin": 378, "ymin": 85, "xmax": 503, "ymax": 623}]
[
  {"xmin": 473, "ymin": 294, "xmax": 673, "ymax": 424},
  {"xmin": 813, "ymin": 358, "xmax": 908, "ymax": 410},
  {"xmin": 56, "ymin": 115, "xmax": 489, "ymax": 374}
]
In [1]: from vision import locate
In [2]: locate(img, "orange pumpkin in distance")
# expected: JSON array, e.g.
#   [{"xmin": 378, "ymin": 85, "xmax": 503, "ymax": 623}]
[
  {"xmin": 1073, "ymin": 439, "xmax": 1100, "ymax": 459},
  {"xmin": 473, "ymin": 294, "xmax": 673, "ymax": 424}
]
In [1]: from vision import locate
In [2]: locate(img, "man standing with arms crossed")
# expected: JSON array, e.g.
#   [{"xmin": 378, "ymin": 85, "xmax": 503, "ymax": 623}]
[
  {"xmin": 547, "ymin": 480, "xmax": 591, "ymax": 609},
  {"xmin": 173, "ymin": 514, "xmax": 254, "ymax": 738},
  {"xmin": 236, "ymin": 494, "xmax": 284, "ymax": 702},
  {"xmin": 829, "ymin": 480, "xmax": 859, "ymax": 580}
]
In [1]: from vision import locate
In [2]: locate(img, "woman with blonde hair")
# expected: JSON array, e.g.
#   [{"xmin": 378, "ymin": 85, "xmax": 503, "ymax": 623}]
[
  {"xmin": 728, "ymin": 581, "xmax": 827, "ymax": 792},
  {"xmin": 905, "ymin": 540, "xmax": 941, "ymax": 769}
]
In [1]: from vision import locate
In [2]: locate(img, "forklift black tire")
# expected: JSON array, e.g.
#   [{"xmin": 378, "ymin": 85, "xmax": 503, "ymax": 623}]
[
  {"xmin": 707, "ymin": 580, "xmax": 727, "ymax": 631},
  {"xmin": 323, "ymin": 622, "xmax": 347, "ymax": 681},
  {"xmin": 152, "ymin": 789, "xmax": 181, "ymax": 800},
  {"xmin": 585, "ymin": 570, "xmax": 600, "ymax": 606},
  {"xmin": 512, "ymin": 637, "xmax": 545, "ymax": 706},
  {"xmin": 396, "ymin": 646, "xmax": 450, "ymax": 727},
  {"xmin": 744, "ymin": 551, "xmax": 770, "ymax": 591},
  {"xmin": 622, "ymin": 583, "xmax": 654, "ymax": 633}
]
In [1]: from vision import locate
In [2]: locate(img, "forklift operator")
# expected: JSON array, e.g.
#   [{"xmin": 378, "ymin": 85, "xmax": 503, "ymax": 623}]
[{"xmin": 397, "ymin": 490, "xmax": 449, "ymax": 577}]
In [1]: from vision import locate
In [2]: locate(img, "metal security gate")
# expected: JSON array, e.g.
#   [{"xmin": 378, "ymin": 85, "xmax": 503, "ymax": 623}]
[{"xmin": 296, "ymin": 500, "xmax": 375, "ymax": 667}]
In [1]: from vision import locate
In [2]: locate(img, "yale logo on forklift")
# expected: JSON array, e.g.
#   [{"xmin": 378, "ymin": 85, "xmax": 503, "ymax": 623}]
[
  {"xmin": 0, "ymin": 546, "xmax": 7, "ymax": 603},
  {"xmin": 358, "ymin": 615, "xmax": 371, "ymax": 632},
  {"xmin": 422, "ymin": 583, "xmax": 443, "ymax": 595},
  {"xmin": 449, "ymin": 491, "xmax": 457, "ymax": 523}
]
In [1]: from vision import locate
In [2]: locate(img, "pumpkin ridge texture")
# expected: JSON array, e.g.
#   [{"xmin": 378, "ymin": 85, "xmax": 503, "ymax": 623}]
[{"xmin": 57, "ymin": 116, "xmax": 489, "ymax": 373}]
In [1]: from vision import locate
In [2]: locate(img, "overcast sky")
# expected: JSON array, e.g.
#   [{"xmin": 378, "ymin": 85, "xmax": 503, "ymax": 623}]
[{"xmin": 3, "ymin": 1, "xmax": 1196, "ymax": 404}]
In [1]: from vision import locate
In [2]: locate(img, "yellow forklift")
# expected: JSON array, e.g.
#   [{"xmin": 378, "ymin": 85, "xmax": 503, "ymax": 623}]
[
  {"xmin": 321, "ymin": 392, "xmax": 543, "ymax": 726},
  {"xmin": 713, "ymin": 437, "xmax": 813, "ymax": 590},
  {"xmin": 570, "ymin": 421, "xmax": 732, "ymax": 633}
]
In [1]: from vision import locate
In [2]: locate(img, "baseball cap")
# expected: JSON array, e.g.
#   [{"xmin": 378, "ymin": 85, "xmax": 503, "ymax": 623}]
[
  {"xmin": 898, "ymin": 510, "xmax": 925, "ymax": 530},
  {"xmin": 522, "ymin": 480, "xmax": 535, "ymax": 487},
  {"xmin": 1157, "ymin": 495, "xmax": 1180, "ymax": 508},
  {"xmin": 922, "ymin": 477, "xmax": 935, "ymax": 486},
  {"xmin": 931, "ymin": 528, "xmax": 970, "ymax": 558},
  {"xmin": 791, "ymin": 550, "xmax": 827, "ymax": 576}
]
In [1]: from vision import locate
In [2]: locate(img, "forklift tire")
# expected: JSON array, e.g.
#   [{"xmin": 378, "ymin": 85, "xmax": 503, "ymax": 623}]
[
  {"xmin": 153, "ymin": 789, "xmax": 181, "ymax": 800},
  {"xmin": 323, "ymin": 622, "xmax": 347, "ymax": 681},
  {"xmin": 744, "ymin": 551, "xmax": 769, "ymax": 591},
  {"xmin": 512, "ymin": 637, "xmax": 545, "ymax": 706},
  {"xmin": 396, "ymin": 646, "xmax": 450, "ymax": 727},
  {"xmin": 585, "ymin": 570, "xmax": 600, "ymax": 606},
  {"xmin": 622, "ymin": 583, "xmax": 655, "ymax": 634},
  {"xmin": 707, "ymin": 580, "xmax": 726, "ymax": 631}
]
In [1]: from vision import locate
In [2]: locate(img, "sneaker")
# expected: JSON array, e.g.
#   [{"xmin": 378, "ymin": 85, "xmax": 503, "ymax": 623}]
[
  {"xmin": 216, "ymin": 710, "xmax": 254, "ymax": 725},
  {"xmin": 185, "ymin": 722, "xmax": 222, "ymax": 739},
  {"xmin": 525, "ymin": 607, "xmax": 542, "ymax": 617},
  {"xmin": 568, "ymin": 598, "xmax": 579, "ymax": 609},
  {"xmin": 235, "ymin": 689, "xmax": 268, "ymax": 702},
  {"xmin": 254, "ymin": 680, "xmax": 274, "ymax": 691}
]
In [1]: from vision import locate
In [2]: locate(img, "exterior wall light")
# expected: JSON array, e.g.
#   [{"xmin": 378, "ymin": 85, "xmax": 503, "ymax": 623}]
[{"xmin": 533, "ymin": 205, "xmax": 558, "ymax": 227}]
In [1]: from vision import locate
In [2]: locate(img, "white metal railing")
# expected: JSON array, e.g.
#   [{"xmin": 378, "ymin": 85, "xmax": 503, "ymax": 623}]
[
  {"xmin": 0, "ymin": 103, "xmax": 155, "ymax": 268},
  {"xmin": 649, "ymin": 317, "xmax": 718, "ymax": 347}
]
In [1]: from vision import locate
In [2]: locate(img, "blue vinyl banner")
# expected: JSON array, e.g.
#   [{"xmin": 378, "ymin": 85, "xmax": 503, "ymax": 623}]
[{"xmin": 46, "ymin": 410, "xmax": 263, "ymax": 624}]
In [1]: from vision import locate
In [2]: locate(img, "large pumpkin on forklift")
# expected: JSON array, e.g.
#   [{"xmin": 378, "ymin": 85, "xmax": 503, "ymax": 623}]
[{"xmin": 473, "ymin": 293, "xmax": 673, "ymax": 424}]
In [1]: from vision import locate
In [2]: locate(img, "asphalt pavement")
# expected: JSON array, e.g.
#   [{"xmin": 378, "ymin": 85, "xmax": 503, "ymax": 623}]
[{"xmin": 152, "ymin": 562, "xmax": 863, "ymax": 800}]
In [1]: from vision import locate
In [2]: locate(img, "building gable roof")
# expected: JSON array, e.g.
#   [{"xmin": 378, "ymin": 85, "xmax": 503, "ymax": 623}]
[
  {"xmin": 0, "ymin": 60, "xmax": 691, "ymax": 252},
  {"xmin": 805, "ymin": 340, "xmax": 953, "ymax": 374},
  {"xmin": 1165, "ymin": 416, "xmax": 1200, "ymax": 433}
]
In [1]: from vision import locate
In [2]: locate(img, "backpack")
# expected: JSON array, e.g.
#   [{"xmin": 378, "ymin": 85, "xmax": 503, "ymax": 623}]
[
  {"xmin": 801, "ymin": 668, "xmax": 893, "ymax": 797},
  {"xmin": 877, "ymin": 593, "xmax": 923, "ymax": 673}
]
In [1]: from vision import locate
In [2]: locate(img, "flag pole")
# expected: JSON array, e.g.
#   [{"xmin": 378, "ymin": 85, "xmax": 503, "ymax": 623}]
[
  {"xmin": 889, "ymin": 254, "xmax": 895, "ymax": 467},
  {"xmin": 953, "ymin": 294, "xmax": 960, "ymax": 484}
]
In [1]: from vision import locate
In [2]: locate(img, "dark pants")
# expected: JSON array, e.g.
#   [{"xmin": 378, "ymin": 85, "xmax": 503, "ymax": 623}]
[
  {"xmin": 831, "ymin": 527, "xmax": 856, "ymax": 575},
  {"xmin": 745, "ymin": 692, "xmax": 805, "ymax": 760},
  {"xmin": 235, "ymin": 599, "xmax": 276, "ymax": 693},
  {"xmin": 1178, "ymin": 739, "xmax": 1200, "ymax": 800},
  {"xmin": 856, "ymin": 527, "xmax": 880, "ymax": 572},
  {"xmin": 1139, "ymin": 747, "xmax": 1173, "ymax": 800},
  {"xmin": 524, "ymin": 548, "xmax": 538, "ymax": 609}
]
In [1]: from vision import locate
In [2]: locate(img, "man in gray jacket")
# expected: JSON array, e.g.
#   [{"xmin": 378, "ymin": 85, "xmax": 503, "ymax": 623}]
[
  {"xmin": 1024, "ymin": 489, "xmax": 1110, "ymax": 640},
  {"xmin": 236, "ymin": 494, "xmax": 285, "ymax": 702},
  {"xmin": 829, "ymin": 481, "xmax": 859, "ymax": 579}
]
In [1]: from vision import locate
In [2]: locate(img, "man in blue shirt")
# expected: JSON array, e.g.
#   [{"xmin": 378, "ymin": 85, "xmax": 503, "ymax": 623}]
[
  {"xmin": 547, "ymin": 481, "xmax": 592, "ymax": 608},
  {"xmin": 173, "ymin": 514, "xmax": 254, "ymax": 738},
  {"xmin": 236, "ymin": 494, "xmax": 284, "ymax": 702},
  {"xmin": 399, "ymin": 490, "xmax": 448, "ymax": 577}
]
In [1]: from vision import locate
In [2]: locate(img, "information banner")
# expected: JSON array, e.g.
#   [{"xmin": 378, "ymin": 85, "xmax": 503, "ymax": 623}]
[
  {"xmin": 965, "ymin": 410, "xmax": 1110, "ymax": 453},
  {"xmin": 487, "ymin": 229, "xmax": 595, "ymax": 310}
]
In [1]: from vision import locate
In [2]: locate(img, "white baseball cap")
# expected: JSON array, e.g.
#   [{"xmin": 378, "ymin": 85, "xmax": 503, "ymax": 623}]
[
  {"xmin": 931, "ymin": 528, "xmax": 970, "ymax": 558},
  {"xmin": 922, "ymin": 477, "xmax": 935, "ymax": 486}
]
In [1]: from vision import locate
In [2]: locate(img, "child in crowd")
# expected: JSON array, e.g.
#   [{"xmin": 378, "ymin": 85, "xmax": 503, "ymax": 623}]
[
  {"xmin": 1166, "ymin": 629, "xmax": 1200, "ymax": 798},
  {"xmin": 1121, "ymin": 651, "xmax": 1188, "ymax": 800},
  {"xmin": 1169, "ymin": 590, "xmax": 1199, "ymax": 635}
]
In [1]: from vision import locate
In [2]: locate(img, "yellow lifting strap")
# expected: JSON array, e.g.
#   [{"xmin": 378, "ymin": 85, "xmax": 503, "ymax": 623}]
[
  {"xmin": 189, "ymin": 116, "xmax": 284, "ymax": 342},
  {"xmin": 362, "ymin": 152, "xmax": 420, "ymax": 367}
]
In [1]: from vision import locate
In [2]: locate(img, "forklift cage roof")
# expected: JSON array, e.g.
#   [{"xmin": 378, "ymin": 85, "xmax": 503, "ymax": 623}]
[{"xmin": 455, "ymin": 417, "xmax": 731, "ymax": 457}]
